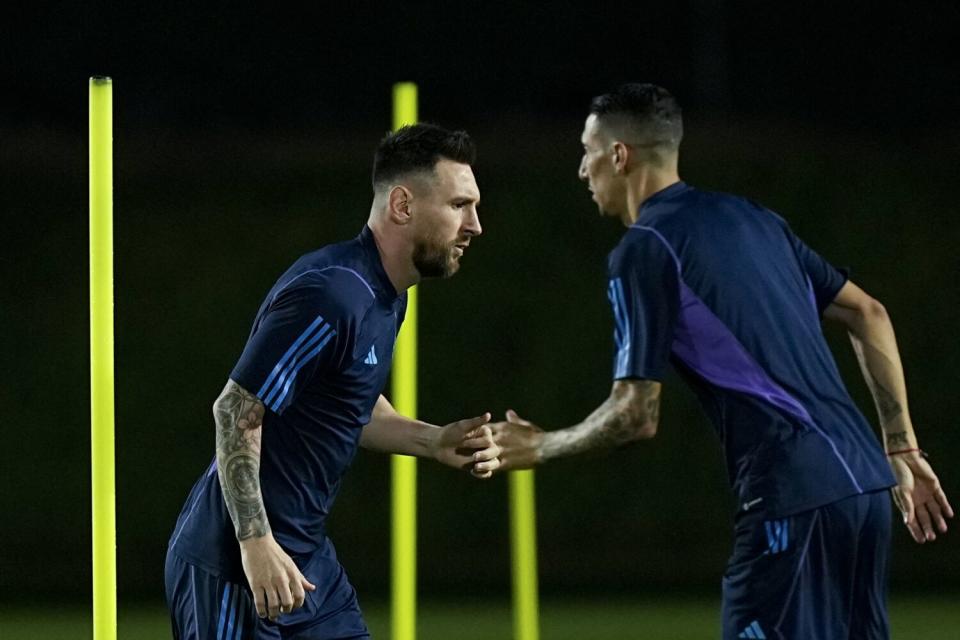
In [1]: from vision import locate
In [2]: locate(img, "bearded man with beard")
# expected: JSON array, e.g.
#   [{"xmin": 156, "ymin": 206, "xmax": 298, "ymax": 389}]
[{"xmin": 165, "ymin": 124, "xmax": 501, "ymax": 640}]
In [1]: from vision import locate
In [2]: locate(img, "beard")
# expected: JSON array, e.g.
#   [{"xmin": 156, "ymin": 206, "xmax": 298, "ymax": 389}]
[{"xmin": 412, "ymin": 234, "xmax": 461, "ymax": 279}]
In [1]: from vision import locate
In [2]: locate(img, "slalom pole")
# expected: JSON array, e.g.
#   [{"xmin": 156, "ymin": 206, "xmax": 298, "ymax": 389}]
[
  {"xmin": 89, "ymin": 75, "xmax": 117, "ymax": 640},
  {"xmin": 390, "ymin": 81, "xmax": 419, "ymax": 640}
]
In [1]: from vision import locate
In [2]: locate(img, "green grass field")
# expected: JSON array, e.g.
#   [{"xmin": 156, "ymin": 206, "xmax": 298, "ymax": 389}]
[{"xmin": 2, "ymin": 596, "xmax": 958, "ymax": 639}]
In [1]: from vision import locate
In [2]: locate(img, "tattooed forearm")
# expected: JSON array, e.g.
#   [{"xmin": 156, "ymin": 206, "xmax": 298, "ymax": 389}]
[
  {"xmin": 540, "ymin": 381, "xmax": 660, "ymax": 461},
  {"xmin": 867, "ymin": 370, "xmax": 903, "ymax": 425},
  {"xmin": 214, "ymin": 379, "xmax": 269, "ymax": 541},
  {"xmin": 850, "ymin": 335, "xmax": 906, "ymax": 428},
  {"xmin": 885, "ymin": 431, "xmax": 910, "ymax": 448}
]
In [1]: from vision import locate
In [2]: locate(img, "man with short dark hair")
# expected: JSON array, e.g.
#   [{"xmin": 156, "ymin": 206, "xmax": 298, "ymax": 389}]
[
  {"xmin": 491, "ymin": 84, "xmax": 952, "ymax": 639},
  {"xmin": 166, "ymin": 123, "xmax": 500, "ymax": 639}
]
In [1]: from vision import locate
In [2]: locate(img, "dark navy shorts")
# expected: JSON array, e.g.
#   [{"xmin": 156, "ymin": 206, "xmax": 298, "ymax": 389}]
[
  {"xmin": 722, "ymin": 489, "xmax": 892, "ymax": 640},
  {"xmin": 165, "ymin": 547, "xmax": 370, "ymax": 640}
]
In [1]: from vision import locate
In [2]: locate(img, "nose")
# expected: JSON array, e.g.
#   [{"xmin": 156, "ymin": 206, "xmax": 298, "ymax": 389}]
[
  {"xmin": 462, "ymin": 205, "xmax": 482, "ymax": 237},
  {"xmin": 578, "ymin": 155, "xmax": 588, "ymax": 181}
]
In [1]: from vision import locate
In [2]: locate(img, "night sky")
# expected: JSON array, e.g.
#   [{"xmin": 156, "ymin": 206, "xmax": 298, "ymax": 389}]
[{"xmin": 5, "ymin": 2, "xmax": 960, "ymax": 132}]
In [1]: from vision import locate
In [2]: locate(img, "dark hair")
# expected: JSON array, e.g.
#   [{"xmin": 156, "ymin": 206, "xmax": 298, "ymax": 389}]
[
  {"xmin": 589, "ymin": 83, "xmax": 683, "ymax": 150},
  {"xmin": 372, "ymin": 123, "xmax": 475, "ymax": 190}
]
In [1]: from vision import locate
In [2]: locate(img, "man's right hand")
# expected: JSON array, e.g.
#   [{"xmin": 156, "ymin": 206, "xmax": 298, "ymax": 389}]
[{"xmin": 239, "ymin": 534, "xmax": 317, "ymax": 621}]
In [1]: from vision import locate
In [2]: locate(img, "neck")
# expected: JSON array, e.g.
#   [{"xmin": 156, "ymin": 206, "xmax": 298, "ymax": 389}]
[
  {"xmin": 367, "ymin": 209, "xmax": 420, "ymax": 292},
  {"xmin": 624, "ymin": 168, "xmax": 681, "ymax": 225}
]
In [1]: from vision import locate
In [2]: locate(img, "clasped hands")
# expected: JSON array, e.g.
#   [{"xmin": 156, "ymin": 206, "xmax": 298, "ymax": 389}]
[{"xmin": 439, "ymin": 409, "xmax": 545, "ymax": 477}]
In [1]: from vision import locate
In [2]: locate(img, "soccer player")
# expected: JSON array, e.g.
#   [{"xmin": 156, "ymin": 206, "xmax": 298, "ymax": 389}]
[
  {"xmin": 165, "ymin": 123, "xmax": 501, "ymax": 640},
  {"xmin": 490, "ymin": 84, "xmax": 953, "ymax": 639}
]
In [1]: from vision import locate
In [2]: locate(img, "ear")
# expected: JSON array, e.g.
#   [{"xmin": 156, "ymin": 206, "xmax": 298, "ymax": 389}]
[
  {"xmin": 611, "ymin": 141, "xmax": 631, "ymax": 174},
  {"xmin": 387, "ymin": 185, "xmax": 413, "ymax": 225}
]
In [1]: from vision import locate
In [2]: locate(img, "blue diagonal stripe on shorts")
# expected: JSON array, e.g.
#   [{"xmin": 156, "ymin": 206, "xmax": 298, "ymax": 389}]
[
  {"xmin": 225, "ymin": 583, "xmax": 240, "ymax": 640},
  {"xmin": 216, "ymin": 583, "xmax": 231, "ymax": 640}
]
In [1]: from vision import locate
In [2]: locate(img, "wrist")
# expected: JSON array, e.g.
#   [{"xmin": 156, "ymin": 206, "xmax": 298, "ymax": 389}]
[
  {"xmin": 238, "ymin": 531, "xmax": 274, "ymax": 550},
  {"xmin": 886, "ymin": 447, "xmax": 926, "ymax": 459}
]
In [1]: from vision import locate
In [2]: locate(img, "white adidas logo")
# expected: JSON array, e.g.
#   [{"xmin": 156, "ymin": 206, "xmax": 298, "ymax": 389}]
[
  {"xmin": 363, "ymin": 345, "xmax": 378, "ymax": 365},
  {"xmin": 738, "ymin": 620, "xmax": 766, "ymax": 639}
]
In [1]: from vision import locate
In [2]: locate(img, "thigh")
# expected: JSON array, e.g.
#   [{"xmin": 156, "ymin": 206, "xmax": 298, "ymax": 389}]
[
  {"xmin": 721, "ymin": 504, "xmax": 854, "ymax": 640},
  {"xmin": 165, "ymin": 549, "xmax": 259, "ymax": 640},
  {"xmin": 849, "ymin": 491, "xmax": 892, "ymax": 640},
  {"xmin": 277, "ymin": 585, "xmax": 369, "ymax": 640}
]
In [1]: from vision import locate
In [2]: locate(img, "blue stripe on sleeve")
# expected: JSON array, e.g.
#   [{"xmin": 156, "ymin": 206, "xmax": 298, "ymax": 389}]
[
  {"xmin": 256, "ymin": 315, "xmax": 327, "ymax": 399},
  {"xmin": 262, "ymin": 323, "xmax": 333, "ymax": 407},
  {"xmin": 613, "ymin": 278, "xmax": 632, "ymax": 378},
  {"xmin": 270, "ymin": 331, "xmax": 336, "ymax": 412}
]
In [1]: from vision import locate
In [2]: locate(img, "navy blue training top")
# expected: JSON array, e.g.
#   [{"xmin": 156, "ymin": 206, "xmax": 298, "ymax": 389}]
[
  {"xmin": 607, "ymin": 182, "xmax": 895, "ymax": 517},
  {"xmin": 170, "ymin": 226, "xmax": 406, "ymax": 580}
]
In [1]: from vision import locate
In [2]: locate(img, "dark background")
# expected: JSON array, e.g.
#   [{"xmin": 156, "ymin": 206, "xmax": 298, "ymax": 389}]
[{"xmin": 2, "ymin": 1, "xmax": 958, "ymax": 604}]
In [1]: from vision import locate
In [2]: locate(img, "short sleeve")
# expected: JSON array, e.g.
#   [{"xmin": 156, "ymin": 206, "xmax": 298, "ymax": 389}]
[
  {"xmin": 787, "ymin": 228, "xmax": 849, "ymax": 315},
  {"xmin": 230, "ymin": 274, "xmax": 355, "ymax": 414},
  {"xmin": 607, "ymin": 230, "xmax": 681, "ymax": 381}
]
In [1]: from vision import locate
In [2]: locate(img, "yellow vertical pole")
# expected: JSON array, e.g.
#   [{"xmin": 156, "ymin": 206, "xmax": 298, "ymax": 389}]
[
  {"xmin": 510, "ymin": 470, "xmax": 540, "ymax": 640},
  {"xmin": 391, "ymin": 81, "xmax": 418, "ymax": 640},
  {"xmin": 89, "ymin": 75, "xmax": 116, "ymax": 640}
]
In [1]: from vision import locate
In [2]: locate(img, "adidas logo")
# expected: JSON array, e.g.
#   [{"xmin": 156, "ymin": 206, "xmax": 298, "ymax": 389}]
[
  {"xmin": 738, "ymin": 620, "xmax": 766, "ymax": 639},
  {"xmin": 363, "ymin": 345, "xmax": 378, "ymax": 365}
]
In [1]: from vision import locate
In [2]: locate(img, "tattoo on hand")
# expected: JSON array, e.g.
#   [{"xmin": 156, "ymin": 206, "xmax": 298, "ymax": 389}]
[
  {"xmin": 541, "ymin": 381, "xmax": 660, "ymax": 460},
  {"xmin": 215, "ymin": 380, "xmax": 269, "ymax": 540}
]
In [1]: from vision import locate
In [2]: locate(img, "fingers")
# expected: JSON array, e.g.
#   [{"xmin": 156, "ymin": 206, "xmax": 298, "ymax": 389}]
[
  {"xmin": 265, "ymin": 585, "xmax": 282, "ymax": 620},
  {"xmin": 460, "ymin": 413, "xmax": 492, "ymax": 434},
  {"xmin": 253, "ymin": 586, "xmax": 268, "ymax": 618},
  {"xmin": 898, "ymin": 490, "xmax": 926, "ymax": 544},
  {"xmin": 276, "ymin": 580, "xmax": 294, "ymax": 618},
  {"xmin": 462, "ymin": 424, "xmax": 494, "ymax": 448},
  {"xmin": 927, "ymin": 499, "xmax": 948, "ymax": 535},
  {"xmin": 506, "ymin": 409, "xmax": 532, "ymax": 425},
  {"xmin": 914, "ymin": 502, "xmax": 937, "ymax": 542},
  {"xmin": 471, "ymin": 449, "xmax": 502, "ymax": 478},
  {"xmin": 291, "ymin": 579, "xmax": 306, "ymax": 611},
  {"xmin": 935, "ymin": 486, "xmax": 954, "ymax": 520}
]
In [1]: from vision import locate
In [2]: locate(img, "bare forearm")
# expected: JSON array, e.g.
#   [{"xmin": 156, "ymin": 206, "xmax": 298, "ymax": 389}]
[
  {"xmin": 846, "ymin": 305, "xmax": 917, "ymax": 449},
  {"xmin": 540, "ymin": 380, "xmax": 660, "ymax": 462},
  {"xmin": 360, "ymin": 395, "xmax": 437, "ymax": 457},
  {"xmin": 214, "ymin": 379, "xmax": 271, "ymax": 541}
]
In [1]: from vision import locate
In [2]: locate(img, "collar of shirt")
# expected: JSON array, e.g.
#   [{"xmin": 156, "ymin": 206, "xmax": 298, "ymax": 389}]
[
  {"xmin": 358, "ymin": 225, "xmax": 400, "ymax": 302},
  {"xmin": 637, "ymin": 180, "xmax": 690, "ymax": 219}
]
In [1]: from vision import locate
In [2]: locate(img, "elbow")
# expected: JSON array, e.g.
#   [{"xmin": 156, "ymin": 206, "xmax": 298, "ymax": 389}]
[
  {"xmin": 864, "ymin": 298, "xmax": 888, "ymax": 321},
  {"xmin": 854, "ymin": 297, "xmax": 889, "ymax": 330},
  {"xmin": 634, "ymin": 418, "xmax": 659, "ymax": 441}
]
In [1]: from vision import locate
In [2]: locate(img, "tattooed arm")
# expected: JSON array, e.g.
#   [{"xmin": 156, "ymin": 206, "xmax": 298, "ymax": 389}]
[
  {"xmin": 213, "ymin": 380, "xmax": 315, "ymax": 620},
  {"xmin": 490, "ymin": 380, "xmax": 661, "ymax": 470},
  {"xmin": 214, "ymin": 379, "xmax": 269, "ymax": 539},
  {"xmin": 824, "ymin": 281, "xmax": 953, "ymax": 542}
]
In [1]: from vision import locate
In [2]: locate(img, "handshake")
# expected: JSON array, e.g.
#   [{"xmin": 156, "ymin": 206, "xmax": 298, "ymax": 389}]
[{"xmin": 430, "ymin": 409, "xmax": 546, "ymax": 477}]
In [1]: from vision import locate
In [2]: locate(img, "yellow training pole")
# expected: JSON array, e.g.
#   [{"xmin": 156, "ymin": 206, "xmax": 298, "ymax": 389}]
[
  {"xmin": 510, "ymin": 470, "xmax": 540, "ymax": 640},
  {"xmin": 391, "ymin": 81, "xmax": 418, "ymax": 640},
  {"xmin": 89, "ymin": 76, "xmax": 116, "ymax": 640}
]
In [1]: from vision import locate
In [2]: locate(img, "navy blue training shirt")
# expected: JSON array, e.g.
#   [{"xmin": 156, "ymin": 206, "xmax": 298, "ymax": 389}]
[
  {"xmin": 607, "ymin": 182, "xmax": 895, "ymax": 517},
  {"xmin": 170, "ymin": 226, "xmax": 406, "ymax": 581}
]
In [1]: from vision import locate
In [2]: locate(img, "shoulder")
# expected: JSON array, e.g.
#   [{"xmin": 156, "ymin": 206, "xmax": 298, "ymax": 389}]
[
  {"xmin": 610, "ymin": 225, "xmax": 681, "ymax": 272},
  {"xmin": 271, "ymin": 260, "xmax": 378, "ymax": 321}
]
